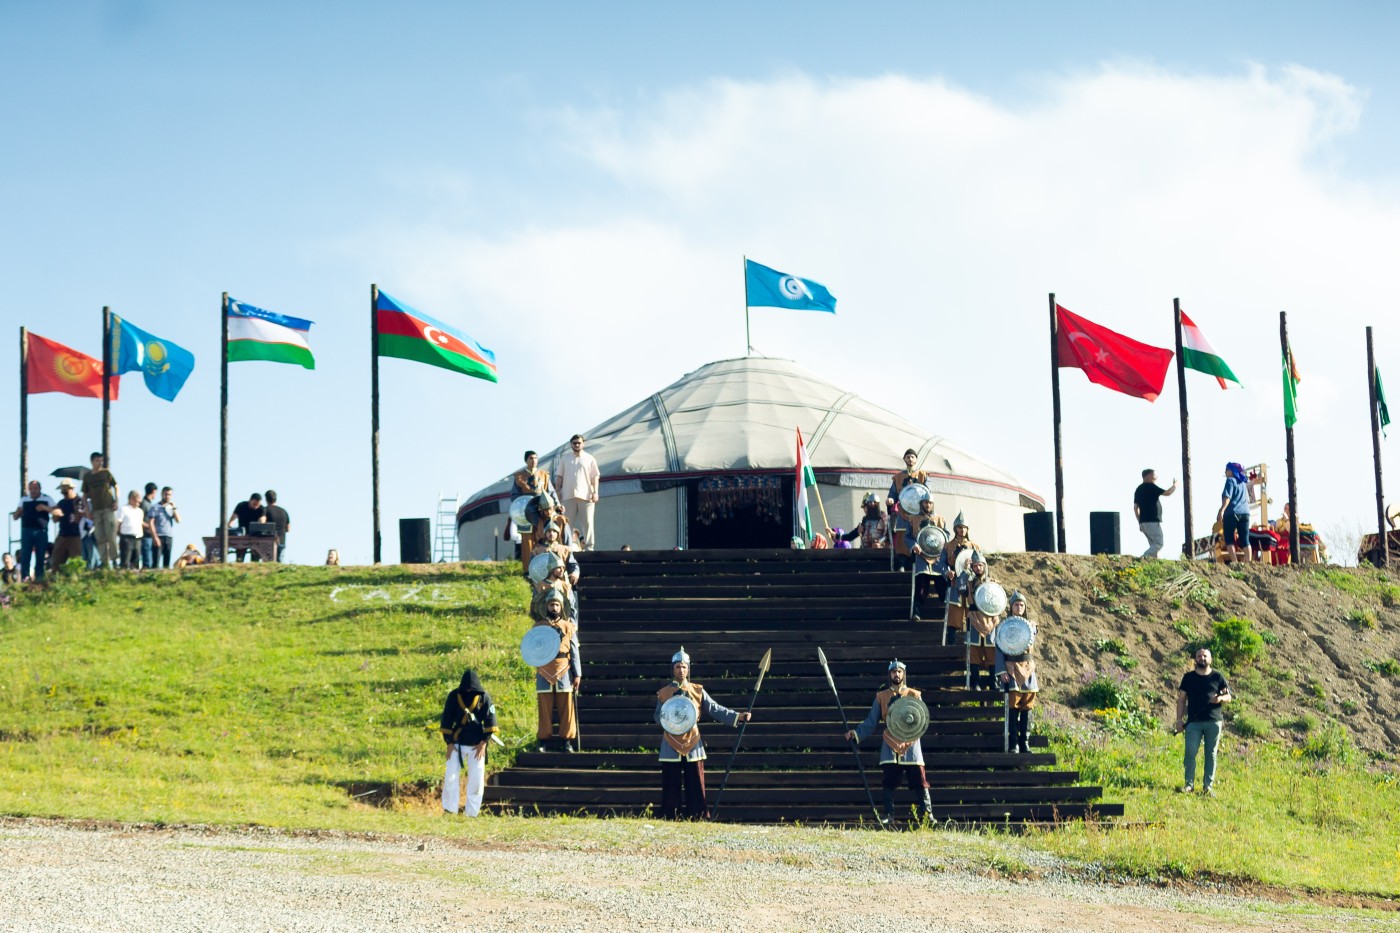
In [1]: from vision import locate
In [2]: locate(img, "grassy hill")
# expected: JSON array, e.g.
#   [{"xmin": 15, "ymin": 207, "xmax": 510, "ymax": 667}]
[{"xmin": 1, "ymin": 556, "xmax": 1399, "ymax": 898}]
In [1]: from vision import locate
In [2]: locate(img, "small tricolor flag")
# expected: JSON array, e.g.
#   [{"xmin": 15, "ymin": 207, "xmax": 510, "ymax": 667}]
[
  {"xmin": 227, "ymin": 298, "xmax": 315, "ymax": 370},
  {"xmin": 795, "ymin": 427, "xmax": 817, "ymax": 544},
  {"xmin": 1283, "ymin": 342, "xmax": 1301, "ymax": 428},
  {"xmin": 1179, "ymin": 312, "xmax": 1241, "ymax": 390},
  {"xmin": 374, "ymin": 290, "xmax": 497, "ymax": 383}
]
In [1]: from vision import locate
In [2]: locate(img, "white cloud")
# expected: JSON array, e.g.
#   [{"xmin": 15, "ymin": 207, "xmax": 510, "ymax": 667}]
[{"xmin": 350, "ymin": 62, "xmax": 1400, "ymax": 556}]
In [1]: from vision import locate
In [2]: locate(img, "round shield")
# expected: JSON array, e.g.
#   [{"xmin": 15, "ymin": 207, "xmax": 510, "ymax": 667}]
[
  {"xmin": 509, "ymin": 496, "xmax": 533, "ymax": 531},
  {"xmin": 994, "ymin": 616, "xmax": 1034, "ymax": 656},
  {"xmin": 897, "ymin": 483, "xmax": 931, "ymax": 517},
  {"xmin": 524, "ymin": 495, "xmax": 546, "ymax": 528},
  {"xmin": 528, "ymin": 550, "xmax": 563, "ymax": 584},
  {"xmin": 885, "ymin": 696, "xmax": 930, "ymax": 743},
  {"xmin": 953, "ymin": 548, "xmax": 973, "ymax": 576},
  {"xmin": 915, "ymin": 524, "xmax": 949, "ymax": 555},
  {"xmin": 975, "ymin": 581, "xmax": 1008, "ymax": 616},
  {"xmin": 658, "ymin": 694, "xmax": 699, "ymax": 735},
  {"xmin": 520, "ymin": 625, "xmax": 562, "ymax": 667}
]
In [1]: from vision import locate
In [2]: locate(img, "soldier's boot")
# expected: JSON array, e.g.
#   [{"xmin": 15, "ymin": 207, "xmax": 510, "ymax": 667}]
[
  {"xmin": 918, "ymin": 789, "xmax": 932, "ymax": 823},
  {"xmin": 881, "ymin": 788, "xmax": 896, "ymax": 824},
  {"xmin": 1016, "ymin": 710, "xmax": 1031, "ymax": 754}
]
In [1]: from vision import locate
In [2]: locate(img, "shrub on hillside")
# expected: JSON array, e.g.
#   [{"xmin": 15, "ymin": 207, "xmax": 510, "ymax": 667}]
[
  {"xmin": 1231, "ymin": 711, "xmax": 1270, "ymax": 738},
  {"xmin": 1301, "ymin": 721, "xmax": 1358, "ymax": 764},
  {"xmin": 1207, "ymin": 617, "xmax": 1265, "ymax": 670}
]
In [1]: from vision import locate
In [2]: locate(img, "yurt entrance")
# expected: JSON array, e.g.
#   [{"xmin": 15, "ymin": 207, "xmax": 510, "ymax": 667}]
[{"xmin": 687, "ymin": 475, "xmax": 792, "ymax": 549}]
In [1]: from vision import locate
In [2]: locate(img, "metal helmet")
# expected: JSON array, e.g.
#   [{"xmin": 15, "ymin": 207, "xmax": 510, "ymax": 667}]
[
  {"xmin": 861, "ymin": 492, "xmax": 880, "ymax": 507},
  {"xmin": 671, "ymin": 646, "xmax": 690, "ymax": 665},
  {"xmin": 888, "ymin": 658, "xmax": 906, "ymax": 672},
  {"xmin": 1009, "ymin": 590, "xmax": 1028, "ymax": 613},
  {"xmin": 953, "ymin": 511, "xmax": 967, "ymax": 529},
  {"xmin": 970, "ymin": 549, "xmax": 986, "ymax": 565},
  {"xmin": 544, "ymin": 587, "xmax": 565, "ymax": 606}
]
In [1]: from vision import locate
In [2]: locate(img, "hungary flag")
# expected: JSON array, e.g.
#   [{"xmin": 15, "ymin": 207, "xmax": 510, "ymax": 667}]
[
  {"xmin": 795, "ymin": 427, "xmax": 817, "ymax": 543},
  {"xmin": 375, "ymin": 290, "xmax": 497, "ymax": 383},
  {"xmin": 1180, "ymin": 312, "xmax": 1241, "ymax": 389}
]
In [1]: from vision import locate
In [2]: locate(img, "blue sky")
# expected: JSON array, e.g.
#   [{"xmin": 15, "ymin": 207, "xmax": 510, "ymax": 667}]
[{"xmin": 5, "ymin": 2, "xmax": 1400, "ymax": 563}]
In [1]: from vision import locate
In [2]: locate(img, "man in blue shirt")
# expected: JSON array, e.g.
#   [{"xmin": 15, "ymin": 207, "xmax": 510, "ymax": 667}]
[
  {"xmin": 1215, "ymin": 462, "xmax": 1251, "ymax": 563},
  {"xmin": 149, "ymin": 487, "xmax": 180, "ymax": 569}
]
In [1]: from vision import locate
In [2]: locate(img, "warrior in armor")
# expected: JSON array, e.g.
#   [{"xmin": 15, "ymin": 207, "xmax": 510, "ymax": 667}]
[
  {"xmin": 846, "ymin": 659, "xmax": 933, "ymax": 824},
  {"xmin": 531, "ymin": 591, "xmax": 581, "ymax": 752},
  {"xmin": 513, "ymin": 450, "xmax": 553, "ymax": 573},
  {"xmin": 654, "ymin": 647, "xmax": 750, "ymax": 819},
  {"xmin": 528, "ymin": 523, "xmax": 580, "ymax": 622},
  {"xmin": 932, "ymin": 512, "xmax": 977, "ymax": 604},
  {"xmin": 963, "ymin": 554, "xmax": 1005, "ymax": 691},
  {"xmin": 530, "ymin": 491, "xmax": 574, "ymax": 552},
  {"xmin": 907, "ymin": 497, "xmax": 945, "ymax": 620},
  {"xmin": 996, "ymin": 591, "xmax": 1039, "ymax": 754},
  {"xmin": 886, "ymin": 449, "xmax": 929, "ymax": 572},
  {"xmin": 829, "ymin": 492, "xmax": 888, "ymax": 549}
]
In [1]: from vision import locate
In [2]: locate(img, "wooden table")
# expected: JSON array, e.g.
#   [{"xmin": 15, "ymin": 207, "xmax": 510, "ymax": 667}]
[{"xmin": 203, "ymin": 535, "xmax": 279, "ymax": 563}]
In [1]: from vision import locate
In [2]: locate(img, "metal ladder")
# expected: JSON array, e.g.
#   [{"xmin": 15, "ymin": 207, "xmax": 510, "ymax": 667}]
[{"xmin": 433, "ymin": 492, "xmax": 458, "ymax": 562}]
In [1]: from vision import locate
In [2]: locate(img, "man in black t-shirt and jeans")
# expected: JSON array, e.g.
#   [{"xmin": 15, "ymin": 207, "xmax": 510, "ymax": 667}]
[
  {"xmin": 1175, "ymin": 647, "xmax": 1231, "ymax": 796},
  {"xmin": 263, "ymin": 489, "xmax": 290, "ymax": 563},
  {"xmin": 228, "ymin": 492, "xmax": 267, "ymax": 562},
  {"xmin": 1132, "ymin": 469, "xmax": 1177, "ymax": 559}
]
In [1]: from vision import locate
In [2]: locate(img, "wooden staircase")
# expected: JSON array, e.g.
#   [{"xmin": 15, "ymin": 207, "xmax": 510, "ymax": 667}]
[{"xmin": 485, "ymin": 548, "xmax": 1123, "ymax": 826}]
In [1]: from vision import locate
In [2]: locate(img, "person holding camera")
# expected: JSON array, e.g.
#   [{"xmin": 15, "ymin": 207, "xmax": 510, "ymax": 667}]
[{"xmin": 1174, "ymin": 647, "xmax": 1231, "ymax": 796}]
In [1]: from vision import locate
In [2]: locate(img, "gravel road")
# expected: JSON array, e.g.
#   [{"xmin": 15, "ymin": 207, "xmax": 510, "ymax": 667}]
[{"xmin": 0, "ymin": 819, "xmax": 1391, "ymax": 933}]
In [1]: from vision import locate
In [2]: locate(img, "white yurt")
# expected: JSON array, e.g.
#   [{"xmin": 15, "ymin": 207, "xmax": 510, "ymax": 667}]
[{"xmin": 457, "ymin": 357, "xmax": 1045, "ymax": 557}]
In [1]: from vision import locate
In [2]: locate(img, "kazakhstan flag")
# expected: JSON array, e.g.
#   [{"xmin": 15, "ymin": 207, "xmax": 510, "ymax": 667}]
[
  {"xmin": 110, "ymin": 314, "xmax": 196, "ymax": 402},
  {"xmin": 744, "ymin": 259, "xmax": 837, "ymax": 314}
]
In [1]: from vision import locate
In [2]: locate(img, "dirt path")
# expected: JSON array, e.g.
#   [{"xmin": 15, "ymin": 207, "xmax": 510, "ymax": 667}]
[{"xmin": 0, "ymin": 821, "xmax": 1391, "ymax": 933}]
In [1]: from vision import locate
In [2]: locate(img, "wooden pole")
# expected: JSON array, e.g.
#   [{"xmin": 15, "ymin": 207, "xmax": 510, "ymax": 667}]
[
  {"xmin": 1368, "ymin": 326, "xmax": 1387, "ymax": 567},
  {"xmin": 1048, "ymin": 293, "xmax": 1066, "ymax": 553},
  {"xmin": 101, "ymin": 306, "xmax": 111, "ymax": 465},
  {"xmin": 371, "ymin": 283, "xmax": 382, "ymax": 564},
  {"xmin": 19, "ymin": 327, "xmax": 28, "ymax": 494},
  {"xmin": 743, "ymin": 255, "xmax": 752, "ymax": 356},
  {"xmin": 1281, "ymin": 311, "xmax": 1299, "ymax": 564},
  {"xmin": 1173, "ymin": 299, "xmax": 1194, "ymax": 558},
  {"xmin": 220, "ymin": 293, "xmax": 229, "ymax": 564}
]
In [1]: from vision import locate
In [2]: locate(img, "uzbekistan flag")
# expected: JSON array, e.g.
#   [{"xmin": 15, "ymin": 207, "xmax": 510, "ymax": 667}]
[
  {"xmin": 795, "ymin": 427, "xmax": 817, "ymax": 543},
  {"xmin": 1180, "ymin": 312, "xmax": 1241, "ymax": 390},
  {"xmin": 375, "ymin": 289, "xmax": 497, "ymax": 383},
  {"xmin": 227, "ymin": 298, "xmax": 315, "ymax": 370}
]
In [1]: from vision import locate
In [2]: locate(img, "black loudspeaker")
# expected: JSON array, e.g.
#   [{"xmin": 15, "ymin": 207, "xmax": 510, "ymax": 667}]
[
  {"xmin": 1089, "ymin": 511, "xmax": 1121, "ymax": 555},
  {"xmin": 399, "ymin": 518, "xmax": 432, "ymax": 564},
  {"xmin": 1023, "ymin": 512, "xmax": 1055, "ymax": 552}
]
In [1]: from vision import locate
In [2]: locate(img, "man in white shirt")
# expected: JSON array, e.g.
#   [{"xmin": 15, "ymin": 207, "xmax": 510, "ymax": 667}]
[
  {"xmin": 553, "ymin": 434, "xmax": 601, "ymax": 551},
  {"xmin": 11, "ymin": 480, "xmax": 55, "ymax": 582},
  {"xmin": 117, "ymin": 490, "xmax": 147, "ymax": 570}
]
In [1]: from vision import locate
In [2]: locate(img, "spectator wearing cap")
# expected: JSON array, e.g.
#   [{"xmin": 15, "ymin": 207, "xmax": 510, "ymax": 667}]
[
  {"xmin": 1216, "ymin": 462, "xmax": 1252, "ymax": 564},
  {"xmin": 49, "ymin": 479, "xmax": 86, "ymax": 570},
  {"xmin": 11, "ymin": 479, "xmax": 55, "ymax": 581}
]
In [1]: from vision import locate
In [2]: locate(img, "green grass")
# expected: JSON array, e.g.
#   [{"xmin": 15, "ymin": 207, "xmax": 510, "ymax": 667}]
[
  {"xmin": 0, "ymin": 564, "xmax": 535, "ymax": 829},
  {"xmin": 2, "ymin": 564, "xmax": 1399, "ymax": 899}
]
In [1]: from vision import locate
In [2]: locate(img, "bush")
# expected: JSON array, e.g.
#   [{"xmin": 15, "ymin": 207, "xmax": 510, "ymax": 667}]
[
  {"xmin": 1363, "ymin": 658, "xmax": 1400, "ymax": 677},
  {"xmin": 1346, "ymin": 608, "xmax": 1377, "ymax": 629},
  {"xmin": 1094, "ymin": 637, "xmax": 1128, "ymax": 656},
  {"xmin": 1077, "ymin": 669, "xmax": 1139, "ymax": 711},
  {"xmin": 1208, "ymin": 617, "xmax": 1265, "ymax": 670},
  {"xmin": 1380, "ymin": 583, "xmax": 1400, "ymax": 607},
  {"xmin": 1231, "ymin": 711, "xmax": 1270, "ymax": 738},
  {"xmin": 1277, "ymin": 713, "xmax": 1319, "ymax": 733},
  {"xmin": 1301, "ymin": 721, "xmax": 1358, "ymax": 764}
]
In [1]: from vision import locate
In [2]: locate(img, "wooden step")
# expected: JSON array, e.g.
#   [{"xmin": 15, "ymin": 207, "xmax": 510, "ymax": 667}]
[
  {"xmin": 483, "ymin": 802, "xmax": 1125, "ymax": 823},
  {"xmin": 510, "ymin": 751, "xmax": 1058, "ymax": 769},
  {"xmin": 487, "ymin": 785, "xmax": 1105, "ymax": 806},
  {"xmin": 577, "ymin": 692, "xmax": 1008, "ymax": 711},
  {"xmin": 490, "ymin": 769, "xmax": 1084, "ymax": 788},
  {"xmin": 567, "ymin": 731, "xmax": 1042, "ymax": 750}
]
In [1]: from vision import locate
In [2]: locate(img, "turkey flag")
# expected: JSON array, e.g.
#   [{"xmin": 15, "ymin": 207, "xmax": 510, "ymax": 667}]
[
  {"xmin": 1055, "ymin": 304, "xmax": 1172, "ymax": 402},
  {"xmin": 25, "ymin": 332, "xmax": 117, "ymax": 399}
]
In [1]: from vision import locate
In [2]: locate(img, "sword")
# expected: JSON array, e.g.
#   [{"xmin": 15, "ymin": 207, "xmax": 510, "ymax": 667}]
[
  {"xmin": 817, "ymin": 647, "xmax": 888, "ymax": 828},
  {"xmin": 710, "ymin": 648, "xmax": 771, "ymax": 821}
]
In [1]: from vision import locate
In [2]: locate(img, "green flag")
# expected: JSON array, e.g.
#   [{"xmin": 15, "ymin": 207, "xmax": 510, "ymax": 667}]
[
  {"xmin": 1283, "ymin": 343, "xmax": 1300, "ymax": 428},
  {"xmin": 1378, "ymin": 366, "xmax": 1391, "ymax": 438}
]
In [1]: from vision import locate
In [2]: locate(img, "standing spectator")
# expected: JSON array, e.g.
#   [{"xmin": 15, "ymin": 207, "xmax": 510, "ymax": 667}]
[
  {"xmin": 1132, "ymin": 469, "xmax": 1177, "ymax": 559},
  {"xmin": 263, "ymin": 489, "xmax": 290, "ymax": 563},
  {"xmin": 49, "ymin": 479, "xmax": 86, "ymax": 570},
  {"xmin": 553, "ymin": 434, "xmax": 600, "ymax": 551},
  {"xmin": 149, "ymin": 487, "xmax": 180, "ymax": 568},
  {"xmin": 1174, "ymin": 647, "xmax": 1232, "ymax": 795},
  {"xmin": 11, "ymin": 480, "xmax": 55, "ymax": 582},
  {"xmin": 138, "ymin": 483, "xmax": 159, "ymax": 568},
  {"xmin": 80, "ymin": 516, "xmax": 98, "ymax": 568},
  {"xmin": 227, "ymin": 492, "xmax": 266, "ymax": 562},
  {"xmin": 117, "ymin": 490, "xmax": 147, "ymax": 570},
  {"xmin": 1215, "ymin": 462, "xmax": 1251, "ymax": 564},
  {"xmin": 80, "ymin": 452, "xmax": 119, "ymax": 569}
]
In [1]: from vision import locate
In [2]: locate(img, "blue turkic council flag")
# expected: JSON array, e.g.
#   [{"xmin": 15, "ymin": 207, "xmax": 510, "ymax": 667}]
[
  {"xmin": 109, "ymin": 314, "xmax": 196, "ymax": 402},
  {"xmin": 745, "ymin": 259, "xmax": 837, "ymax": 314}
]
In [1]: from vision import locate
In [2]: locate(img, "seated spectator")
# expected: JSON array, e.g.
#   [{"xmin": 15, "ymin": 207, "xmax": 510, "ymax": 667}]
[
  {"xmin": 326, "ymin": 548, "xmax": 340, "ymax": 566},
  {"xmin": 174, "ymin": 544, "xmax": 205, "ymax": 569},
  {"xmin": 1, "ymin": 553, "xmax": 18, "ymax": 586}
]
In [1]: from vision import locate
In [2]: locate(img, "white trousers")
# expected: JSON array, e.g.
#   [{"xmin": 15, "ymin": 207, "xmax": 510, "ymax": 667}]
[
  {"xmin": 1139, "ymin": 521, "xmax": 1164, "ymax": 558},
  {"xmin": 564, "ymin": 498, "xmax": 595, "ymax": 550},
  {"xmin": 442, "ymin": 744, "xmax": 486, "ymax": 816}
]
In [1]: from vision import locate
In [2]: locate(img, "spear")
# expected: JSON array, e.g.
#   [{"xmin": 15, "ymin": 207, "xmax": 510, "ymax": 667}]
[
  {"xmin": 710, "ymin": 648, "xmax": 771, "ymax": 820},
  {"xmin": 817, "ymin": 647, "xmax": 888, "ymax": 828}
]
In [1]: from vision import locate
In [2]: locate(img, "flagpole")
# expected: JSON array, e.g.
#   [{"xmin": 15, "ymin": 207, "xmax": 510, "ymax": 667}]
[
  {"xmin": 19, "ymin": 328, "xmax": 28, "ymax": 494},
  {"xmin": 220, "ymin": 292, "xmax": 229, "ymax": 564},
  {"xmin": 743, "ymin": 255, "xmax": 752, "ymax": 356},
  {"xmin": 371, "ymin": 283, "xmax": 382, "ymax": 564},
  {"xmin": 1173, "ymin": 299, "xmax": 1194, "ymax": 558},
  {"xmin": 1368, "ymin": 326, "xmax": 1387, "ymax": 568},
  {"xmin": 101, "ymin": 306, "xmax": 112, "ymax": 465},
  {"xmin": 1048, "ymin": 292, "xmax": 1066, "ymax": 553},
  {"xmin": 1281, "ymin": 311, "xmax": 1299, "ymax": 564}
]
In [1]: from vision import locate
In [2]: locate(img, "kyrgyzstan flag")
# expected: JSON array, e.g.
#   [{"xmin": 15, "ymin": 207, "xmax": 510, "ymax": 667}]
[
  {"xmin": 26, "ymin": 332, "xmax": 117, "ymax": 399},
  {"xmin": 1056, "ymin": 304, "xmax": 1172, "ymax": 402}
]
